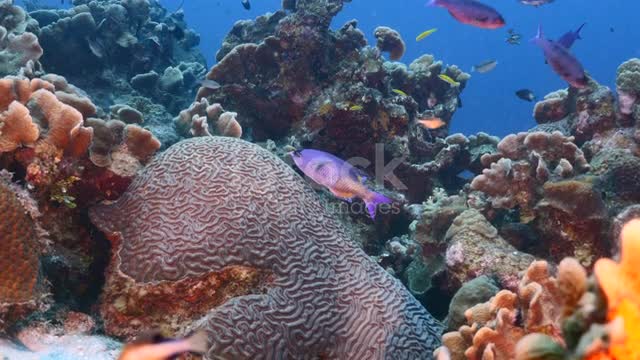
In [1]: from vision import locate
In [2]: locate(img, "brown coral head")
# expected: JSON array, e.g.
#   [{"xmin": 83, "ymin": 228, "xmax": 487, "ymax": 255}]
[{"xmin": 374, "ymin": 26, "xmax": 405, "ymax": 61}]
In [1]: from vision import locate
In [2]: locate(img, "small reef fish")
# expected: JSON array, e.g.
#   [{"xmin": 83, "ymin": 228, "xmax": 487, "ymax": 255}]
[
  {"xmin": 515, "ymin": 89, "xmax": 536, "ymax": 102},
  {"xmin": 531, "ymin": 25, "xmax": 588, "ymax": 88},
  {"xmin": 290, "ymin": 149, "xmax": 392, "ymax": 219},
  {"xmin": 418, "ymin": 117, "xmax": 446, "ymax": 129},
  {"xmin": 427, "ymin": 0, "xmax": 505, "ymax": 30},
  {"xmin": 349, "ymin": 104, "xmax": 363, "ymax": 111},
  {"xmin": 197, "ymin": 79, "xmax": 221, "ymax": 90},
  {"xmin": 557, "ymin": 23, "xmax": 586, "ymax": 49},
  {"xmin": 506, "ymin": 28, "xmax": 522, "ymax": 45},
  {"xmin": 118, "ymin": 330, "xmax": 209, "ymax": 360},
  {"xmin": 471, "ymin": 59, "xmax": 497, "ymax": 73},
  {"xmin": 416, "ymin": 28, "xmax": 438, "ymax": 41},
  {"xmin": 438, "ymin": 74, "xmax": 460, "ymax": 87},
  {"xmin": 241, "ymin": 0, "xmax": 250, "ymax": 10},
  {"xmin": 519, "ymin": 0, "xmax": 554, "ymax": 6},
  {"xmin": 392, "ymin": 89, "xmax": 408, "ymax": 96}
]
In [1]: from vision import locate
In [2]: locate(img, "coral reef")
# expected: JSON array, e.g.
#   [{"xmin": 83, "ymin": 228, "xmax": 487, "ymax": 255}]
[
  {"xmin": 615, "ymin": 58, "xmax": 640, "ymax": 122},
  {"xmin": 374, "ymin": 26, "xmax": 405, "ymax": 60},
  {"xmin": 444, "ymin": 209, "xmax": 535, "ymax": 291},
  {"xmin": 174, "ymin": 97, "xmax": 242, "ymax": 138},
  {"xmin": 90, "ymin": 136, "xmax": 443, "ymax": 357},
  {"xmin": 472, "ymin": 131, "xmax": 590, "ymax": 221},
  {"xmin": 0, "ymin": 0, "xmax": 41, "ymax": 77},
  {"xmin": 190, "ymin": 3, "xmax": 469, "ymax": 203},
  {"xmin": 1, "ymin": 0, "xmax": 640, "ymax": 357},
  {"xmin": 0, "ymin": 176, "xmax": 47, "ymax": 332},
  {"xmin": 438, "ymin": 258, "xmax": 588, "ymax": 360},
  {"xmin": 531, "ymin": 78, "xmax": 617, "ymax": 142}
]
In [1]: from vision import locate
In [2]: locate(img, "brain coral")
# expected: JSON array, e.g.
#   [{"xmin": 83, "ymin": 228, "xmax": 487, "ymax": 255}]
[
  {"xmin": 90, "ymin": 136, "xmax": 441, "ymax": 358},
  {"xmin": 0, "ymin": 179, "xmax": 45, "ymax": 330}
]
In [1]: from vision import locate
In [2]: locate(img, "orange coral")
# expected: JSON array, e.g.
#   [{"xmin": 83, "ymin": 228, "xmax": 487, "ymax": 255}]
[
  {"xmin": 28, "ymin": 89, "xmax": 84, "ymax": 150},
  {"xmin": 592, "ymin": 219, "xmax": 640, "ymax": 359},
  {"xmin": 0, "ymin": 78, "xmax": 54, "ymax": 109},
  {"xmin": 123, "ymin": 124, "xmax": 160, "ymax": 161},
  {"xmin": 0, "ymin": 101, "xmax": 39, "ymax": 152}
]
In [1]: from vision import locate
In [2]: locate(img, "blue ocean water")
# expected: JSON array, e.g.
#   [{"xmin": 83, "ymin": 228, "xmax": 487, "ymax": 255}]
[
  {"xmin": 23, "ymin": 0, "xmax": 638, "ymax": 137},
  {"xmin": 160, "ymin": 0, "xmax": 638, "ymax": 137}
]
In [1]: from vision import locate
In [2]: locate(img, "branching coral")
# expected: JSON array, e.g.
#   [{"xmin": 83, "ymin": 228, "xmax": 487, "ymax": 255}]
[
  {"xmin": 90, "ymin": 136, "xmax": 443, "ymax": 357},
  {"xmin": 438, "ymin": 258, "xmax": 588, "ymax": 360},
  {"xmin": 472, "ymin": 131, "xmax": 589, "ymax": 222}
]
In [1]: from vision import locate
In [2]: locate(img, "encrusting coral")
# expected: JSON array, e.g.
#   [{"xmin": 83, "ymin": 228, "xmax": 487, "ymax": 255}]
[
  {"xmin": 89, "ymin": 136, "xmax": 443, "ymax": 358},
  {"xmin": 444, "ymin": 209, "xmax": 536, "ymax": 291}
]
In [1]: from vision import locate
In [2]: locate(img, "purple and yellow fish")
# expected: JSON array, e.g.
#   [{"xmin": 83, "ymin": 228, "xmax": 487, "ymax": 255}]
[
  {"xmin": 291, "ymin": 149, "xmax": 392, "ymax": 219},
  {"xmin": 427, "ymin": 0, "xmax": 505, "ymax": 29},
  {"xmin": 118, "ymin": 330, "xmax": 209, "ymax": 360},
  {"xmin": 531, "ymin": 25, "xmax": 588, "ymax": 88}
]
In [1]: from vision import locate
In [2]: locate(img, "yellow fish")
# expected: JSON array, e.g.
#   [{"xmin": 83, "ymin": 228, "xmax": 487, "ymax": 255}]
[
  {"xmin": 349, "ymin": 104, "xmax": 363, "ymax": 111},
  {"xmin": 438, "ymin": 74, "xmax": 460, "ymax": 87},
  {"xmin": 416, "ymin": 28, "xmax": 438, "ymax": 41},
  {"xmin": 392, "ymin": 89, "xmax": 408, "ymax": 97}
]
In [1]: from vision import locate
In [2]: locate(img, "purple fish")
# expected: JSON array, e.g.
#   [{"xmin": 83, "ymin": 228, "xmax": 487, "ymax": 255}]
[
  {"xmin": 531, "ymin": 25, "xmax": 588, "ymax": 88},
  {"xmin": 290, "ymin": 149, "xmax": 392, "ymax": 219},
  {"xmin": 557, "ymin": 23, "xmax": 586, "ymax": 49},
  {"xmin": 427, "ymin": 0, "xmax": 505, "ymax": 29}
]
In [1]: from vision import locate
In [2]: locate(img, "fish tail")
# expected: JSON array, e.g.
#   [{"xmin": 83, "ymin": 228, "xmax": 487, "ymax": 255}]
[
  {"xmin": 185, "ymin": 330, "xmax": 209, "ymax": 354},
  {"xmin": 530, "ymin": 24, "xmax": 544, "ymax": 44},
  {"xmin": 364, "ymin": 191, "xmax": 393, "ymax": 220},
  {"xmin": 535, "ymin": 24, "xmax": 544, "ymax": 39},
  {"xmin": 576, "ymin": 23, "xmax": 586, "ymax": 39}
]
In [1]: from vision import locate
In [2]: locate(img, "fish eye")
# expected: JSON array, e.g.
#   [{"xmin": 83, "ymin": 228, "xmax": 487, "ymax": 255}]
[{"xmin": 292, "ymin": 150, "xmax": 302, "ymax": 157}]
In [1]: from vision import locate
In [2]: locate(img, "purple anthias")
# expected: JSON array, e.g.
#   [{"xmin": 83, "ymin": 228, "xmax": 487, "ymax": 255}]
[
  {"xmin": 557, "ymin": 23, "xmax": 586, "ymax": 49},
  {"xmin": 427, "ymin": 0, "xmax": 505, "ymax": 29},
  {"xmin": 531, "ymin": 25, "xmax": 588, "ymax": 89},
  {"xmin": 290, "ymin": 149, "xmax": 392, "ymax": 219}
]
